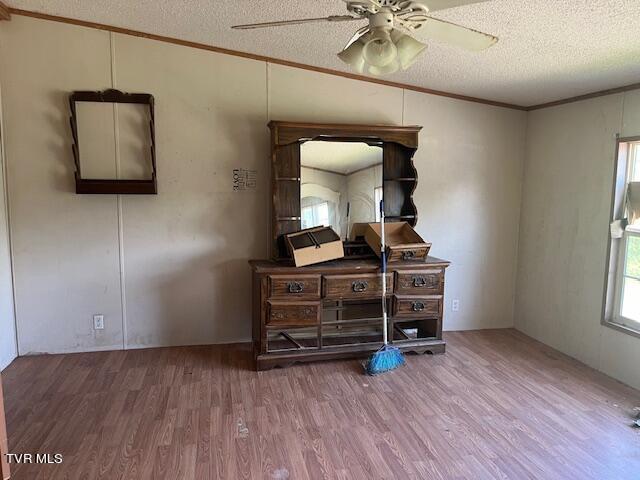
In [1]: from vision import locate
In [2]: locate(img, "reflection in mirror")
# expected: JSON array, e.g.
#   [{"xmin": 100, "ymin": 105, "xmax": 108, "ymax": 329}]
[{"xmin": 300, "ymin": 141, "xmax": 383, "ymax": 239}]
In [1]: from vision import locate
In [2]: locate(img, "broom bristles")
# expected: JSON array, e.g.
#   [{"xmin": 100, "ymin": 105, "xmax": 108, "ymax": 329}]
[{"xmin": 365, "ymin": 345, "xmax": 405, "ymax": 375}]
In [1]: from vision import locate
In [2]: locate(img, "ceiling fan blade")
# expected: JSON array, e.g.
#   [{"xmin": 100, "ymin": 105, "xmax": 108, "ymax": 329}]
[
  {"xmin": 415, "ymin": 17, "xmax": 497, "ymax": 51},
  {"xmin": 232, "ymin": 15, "xmax": 361, "ymax": 30},
  {"xmin": 418, "ymin": 0, "xmax": 492, "ymax": 12}
]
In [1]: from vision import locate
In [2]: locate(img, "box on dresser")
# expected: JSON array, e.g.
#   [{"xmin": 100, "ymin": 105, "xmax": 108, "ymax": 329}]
[{"xmin": 285, "ymin": 226, "xmax": 344, "ymax": 267}]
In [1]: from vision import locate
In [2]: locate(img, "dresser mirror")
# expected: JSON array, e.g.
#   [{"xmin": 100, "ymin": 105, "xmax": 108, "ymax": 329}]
[
  {"xmin": 269, "ymin": 121, "xmax": 421, "ymax": 260},
  {"xmin": 300, "ymin": 141, "xmax": 383, "ymax": 239}
]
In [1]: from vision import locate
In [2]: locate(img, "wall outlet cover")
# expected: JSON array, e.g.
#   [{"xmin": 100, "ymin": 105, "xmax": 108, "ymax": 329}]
[{"xmin": 93, "ymin": 314, "xmax": 104, "ymax": 330}]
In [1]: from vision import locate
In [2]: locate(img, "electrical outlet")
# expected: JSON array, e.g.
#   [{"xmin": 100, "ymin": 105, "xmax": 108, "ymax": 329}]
[
  {"xmin": 452, "ymin": 300, "xmax": 460, "ymax": 312},
  {"xmin": 93, "ymin": 314, "xmax": 104, "ymax": 330}
]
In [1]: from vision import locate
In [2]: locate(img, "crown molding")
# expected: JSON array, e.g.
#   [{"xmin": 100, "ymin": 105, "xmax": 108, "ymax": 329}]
[
  {"xmin": 0, "ymin": 2, "xmax": 10, "ymax": 21},
  {"xmin": 6, "ymin": 7, "xmax": 639, "ymax": 112},
  {"xmin": 526, "ymin": 82, "xmax": 640, "ymax": 111}
]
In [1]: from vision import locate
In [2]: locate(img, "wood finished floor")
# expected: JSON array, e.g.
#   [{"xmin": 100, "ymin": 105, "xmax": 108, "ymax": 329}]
[{"xmin": 3, "ymin": 329, "xmax": 640, "ymax": 480}]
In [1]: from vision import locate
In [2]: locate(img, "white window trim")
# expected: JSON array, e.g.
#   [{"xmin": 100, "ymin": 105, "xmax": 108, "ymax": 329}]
[
  {"xmin": 603, "ymin": 136, "xmax": 640, "ymax": 338},
  {"xmin": 613, "ymin": 229, "xmax": 640, "ymax": 330}
]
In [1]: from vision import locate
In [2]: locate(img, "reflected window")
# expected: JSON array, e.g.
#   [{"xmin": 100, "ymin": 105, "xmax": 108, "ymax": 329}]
[
  {"xmin": 374, "ymin": 186, "xmax": 383, "ymax": 222},
  {"xmin": 301, "ymin": 201, "xmax": 329, "ymax": 230}
]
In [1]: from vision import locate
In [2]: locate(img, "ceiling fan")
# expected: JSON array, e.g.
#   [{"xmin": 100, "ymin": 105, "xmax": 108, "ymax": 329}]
[{"xmin": 231, "ymin": 0, "xmax": 498, "ymax": 76}]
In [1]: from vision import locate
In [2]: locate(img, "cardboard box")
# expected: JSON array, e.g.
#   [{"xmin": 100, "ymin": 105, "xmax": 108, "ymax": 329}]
[
  {"xmin": 285, "ymin": 226, "xmax": 345, "ymax": 267},
  {"xmin": 349, "ymin": 222, "xmax": 370, "ymax": 241},
  {"xmin": 364, "ymin": 222, "xmax": 431, "ymax": 262}
]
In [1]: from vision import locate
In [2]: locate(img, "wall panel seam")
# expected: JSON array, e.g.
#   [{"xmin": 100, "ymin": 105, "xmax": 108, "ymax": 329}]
[
  {"xmin": 110, "ymin": 31, "xmax": 128, "ymax": 350},
  {"xmin": 511, "ymin": 112, "xmax": 530, "ymax": 331}
]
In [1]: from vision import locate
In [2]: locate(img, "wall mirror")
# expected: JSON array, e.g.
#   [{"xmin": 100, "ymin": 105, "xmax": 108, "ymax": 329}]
[
  {"xmin": 300, "ymin": 141, "xmax": 383, "ymax": 239},
  {"xmin": 269, "ymin": 121, "xmax": 422, "ymax": 260}
]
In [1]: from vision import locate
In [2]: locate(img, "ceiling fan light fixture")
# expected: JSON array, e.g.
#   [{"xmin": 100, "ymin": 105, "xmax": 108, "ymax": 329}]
[
  {"xmin": 393, "ymin": 31, "xmax": 427, "ymax": 70},
  {"xmin": 362, "ymin": 27, "xmax": 397, "ymax": 67},
  {"xmin": 337, "ymin": 39, "xmax": 366, "ymax": 73},
  {"xmin": 338, "ymin": 27, "xmax": 427, "ymax": 76},
  {"xmin": 368, "ymin": 59, "xmax": 400, "ymax": 76},
  {"xmin": 234, "ymin": 0, "xmax": 499, "ymax": 76}
]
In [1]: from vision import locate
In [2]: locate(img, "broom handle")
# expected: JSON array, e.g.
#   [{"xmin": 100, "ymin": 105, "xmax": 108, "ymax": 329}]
[{"xmin": 380, "ymin": 200, "xmax": 388, "ymax": 345}]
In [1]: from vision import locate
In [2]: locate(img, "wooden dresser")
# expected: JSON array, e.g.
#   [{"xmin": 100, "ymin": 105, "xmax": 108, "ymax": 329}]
[
  {"xmin": 251, "ymin": 121, "xmax": 448, "ymax": 370},
  {"xmin": 250, "ymin": 257, "xmax": 449, "ymax": 370}
]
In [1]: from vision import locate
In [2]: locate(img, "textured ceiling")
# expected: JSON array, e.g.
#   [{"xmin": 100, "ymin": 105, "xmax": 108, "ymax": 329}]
[{"xmin": 8, "ymin": 0, "xmax": 640, "ymax": 106}]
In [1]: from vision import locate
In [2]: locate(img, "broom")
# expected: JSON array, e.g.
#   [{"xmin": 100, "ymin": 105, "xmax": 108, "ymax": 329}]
[{"xmin": 365, "ymin": 200, "xmax": 405, "ymax": 375}]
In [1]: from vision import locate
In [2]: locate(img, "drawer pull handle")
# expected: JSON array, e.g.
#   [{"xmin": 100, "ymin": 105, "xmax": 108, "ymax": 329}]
[
  {"xmin": 287, "ymin": 281, "xmax": 304, "ymax": 294},
  {"xmin": 413, "ymin": 276, "xmax": 427, "ymax": 288},
  {"xmin": 412, "ymin": 301, "xmax": 425, "ymax": 312},
  {"xmin": 352, "ymin": 280, "xmax": 369, "ymax": 292},
  {"xmin": 401, "ymin": 250, "xmax": 416, "ymax": 260}
]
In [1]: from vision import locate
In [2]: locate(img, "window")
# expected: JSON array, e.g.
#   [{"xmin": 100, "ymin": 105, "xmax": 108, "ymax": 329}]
[
  {"xmin": 609, "ymin": 140, "xmax": 640, "ymax": 331},
  {"xmin": 301, "ymin": 201, "xmax": 329, "ymax": 230},
  {"xmin": 374, "ymin": 186, "xmax": 383, "ymax": 222},
  {"xmin": 619, "ymin": 233, "xmax": 640, "ymax": 323}
]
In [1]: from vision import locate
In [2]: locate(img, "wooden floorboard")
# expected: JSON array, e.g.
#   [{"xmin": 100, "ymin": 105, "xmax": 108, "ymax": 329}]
[{"xmin": 2, "ymin": 329, "xmax": 640, "ymax": 479}]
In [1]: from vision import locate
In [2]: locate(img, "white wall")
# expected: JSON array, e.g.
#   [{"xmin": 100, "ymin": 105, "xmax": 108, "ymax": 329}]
[
  {"xmin": 405, "ymin": 92, "xmax": 526, "ymax": 330},
  {"xmin": 515, "ymin": 90, "xmax": 640, "ymax": 390},
  {"xmin": 0, "ymin": 81, "xmax": 17, "ymax": 370},
  {"xmin": 0, "ymin": 16, "xmax": 526, "ymax": 355},
  {"xmin": 270, "ymin": 67, "xmax": 527, "ymax": 331},
  {"xmin": 346, "ymin": 164, "xmax": 382, "ymax": 232},
  {"xmin": 300, "ymin": 166, "xmax": 348, "ymax": 236},
  {"xmin": 0, "ymin": 19, "xmax": 125, "ymax": 354}
]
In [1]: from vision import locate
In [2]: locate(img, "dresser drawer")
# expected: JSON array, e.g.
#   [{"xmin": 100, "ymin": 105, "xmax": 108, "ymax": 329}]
[
  {"xmin": 387, "ymin": 245, "xmax": 431, "ymax": 263},
  {"xmin": 267, "ymin": 301, "xmax": 320, "ymax": 327},
  {"xmin": 395, "ymin": 269, "xmax": 443, "ymax": 295},
  {"xmin": 323, "ymin": 273, "xmax": 393, "ymax": 300},
  {"xmin": 269, "ymin": 275, "xmax": 321, "ymax": 299},
  {"xmin": 393, "ymin": 295, "xmax": 441, "ymax": 318}
]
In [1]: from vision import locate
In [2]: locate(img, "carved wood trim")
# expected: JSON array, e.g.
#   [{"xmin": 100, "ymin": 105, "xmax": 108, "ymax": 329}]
[{"xmin": 269, "ymin": 121, "xmax": 421, "ymax": 149}]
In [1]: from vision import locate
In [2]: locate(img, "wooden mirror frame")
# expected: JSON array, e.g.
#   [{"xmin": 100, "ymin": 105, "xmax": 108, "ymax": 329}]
[
  {"xmin": 268, "ymin": 121, "xmax": 422, "ymax": 260},
  {"xmin": 69, "ymin": 89, "xmax": 157, "ymax": 194}
]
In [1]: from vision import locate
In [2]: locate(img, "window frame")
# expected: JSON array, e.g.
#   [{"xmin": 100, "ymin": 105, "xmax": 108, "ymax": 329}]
[
  {"xmin": 613, "ymin": 229, "xmax": 640, "ymax": 330},
  {"xmin": 603, "ymin": 136, "xmax": 640, "ymax": 337}
]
